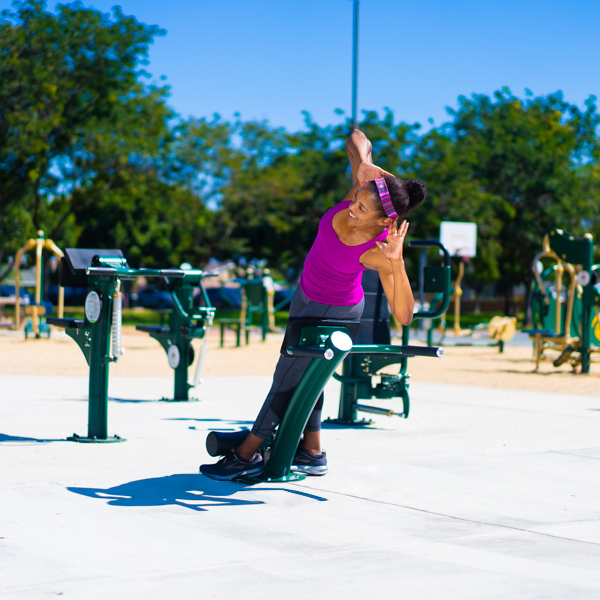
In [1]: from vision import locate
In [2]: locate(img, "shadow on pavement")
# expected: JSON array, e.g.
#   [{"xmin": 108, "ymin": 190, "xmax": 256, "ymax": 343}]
[
  {"xmin": 0, "ymin": 433, "xmax": 66, "ymax": 444},
  {"xmin": 164, "ymin": 418, "xmax": 254, "ymax": 426},
  {"xmin": 60, "ymin": 397, "xmax": 158, "ymax": 403},
  {"xmin": 68, "ymin": 473, "xmax": 327, "ymax": 512}
]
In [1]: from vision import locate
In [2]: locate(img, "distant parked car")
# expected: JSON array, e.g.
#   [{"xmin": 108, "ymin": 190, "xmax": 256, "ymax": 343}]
[
  {"xmin": 132, "ymin": 285, "xmax": 174, "ymax": 309},
  {"xmin": 0, "ymin": 285, "xmax": 35, "ymax": 304},
  {"xmin": 47, "ymin": 285, "xmax": 88, "ymax": 307},
  {"xmin": 0, "ymin": 285, "xmax": 53, "ymax": 316}
]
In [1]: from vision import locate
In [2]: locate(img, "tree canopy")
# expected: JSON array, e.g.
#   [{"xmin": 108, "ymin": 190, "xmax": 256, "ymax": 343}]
[{"xmin": 1, "ymin": 0, "xmax": 599, "ymax": 310}]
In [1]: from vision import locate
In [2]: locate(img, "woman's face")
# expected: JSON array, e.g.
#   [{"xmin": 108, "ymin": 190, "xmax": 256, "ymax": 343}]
[{"xmin": 348, "ymin": 185, "xmax": 386, "ymax": 228}]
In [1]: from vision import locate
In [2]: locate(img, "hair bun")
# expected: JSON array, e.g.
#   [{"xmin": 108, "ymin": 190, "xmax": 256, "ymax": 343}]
[{"xmin": 406, "ymin": 180, "xmax": 426, "ymax": 207}]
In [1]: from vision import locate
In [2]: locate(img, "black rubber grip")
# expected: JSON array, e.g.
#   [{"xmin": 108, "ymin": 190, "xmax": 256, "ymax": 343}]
[{"xmin": 399, "ymin": 345, "xmax": 444, "ymax": 358}]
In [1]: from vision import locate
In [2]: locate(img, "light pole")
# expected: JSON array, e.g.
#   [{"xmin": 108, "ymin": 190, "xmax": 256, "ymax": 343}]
[{"xmin": 351, "ymin": 0, "xmax": 359, "ymax": 129}]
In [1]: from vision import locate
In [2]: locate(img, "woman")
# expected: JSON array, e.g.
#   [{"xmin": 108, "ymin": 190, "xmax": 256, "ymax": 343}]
[{"xmin": 200, "ymin": 129, "xmax": 425, "ymax": 480}]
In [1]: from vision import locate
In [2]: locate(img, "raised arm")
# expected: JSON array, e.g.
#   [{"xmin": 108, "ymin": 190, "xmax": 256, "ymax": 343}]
[
  {"xmin": 346, "ymin": 129, "xmax": 395, "ymax": 186},
  {"xmin": 346, "ymin": 129, "xmax": 372, "ymax": 184}
]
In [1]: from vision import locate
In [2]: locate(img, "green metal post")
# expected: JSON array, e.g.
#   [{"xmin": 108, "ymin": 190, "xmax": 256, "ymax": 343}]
[
  {"xmin": 580, "ymin": 242, "xmax": 594, "ymax": 374},
  {"xmin": 338, "ymin": 355, "xmax": 360, "ymax": 423},
  {"xmin": 173, "ymin": 356, "xmax": 191, "ymax": 400},
  {"xmin": 172, "ymin": 284, "xmax": 194, "ymax": 400},
  {"xmin": 70, "ymin": 275, "xmax": 123, "ymax": 442},
  {"xmin": 137, "ymin": 271, "xmax": 215, "ymax": 401},
  {"xmin": 262, "ymin": 284, "xmax": 269, "ymax": 341},
  {"xmin": 351, "ymin": 0, "xmax": 359, "ymax": 128},
  {"xmin": 261, "ymin": 333, "xmax": 353, "ymax": 482},
  {"xmin": 87, "ymin": 279, "xmax": 111, "ymax": 440},
  {"xmin": 36, "ymin": 231, "xmax": 45, "ymax": 338}
]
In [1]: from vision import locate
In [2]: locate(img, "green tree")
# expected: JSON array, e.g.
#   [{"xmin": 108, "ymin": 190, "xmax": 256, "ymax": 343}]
[
  {"xmin": 171, "ymin": 110, "xmax": 424, "ymax": 279},
  {"xmin": 413, "ymin": 88, "xmax": 600, "ymax": 315},
  {"xmin": 0, "ymin": 0, "xmax": 169, "ymax": 271}
]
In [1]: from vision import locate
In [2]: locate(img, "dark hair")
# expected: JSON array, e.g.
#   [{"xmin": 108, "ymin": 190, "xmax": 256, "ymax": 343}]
[{"xmin": 369, "ymin": 176, "xmax": 426, "ymax": 219}]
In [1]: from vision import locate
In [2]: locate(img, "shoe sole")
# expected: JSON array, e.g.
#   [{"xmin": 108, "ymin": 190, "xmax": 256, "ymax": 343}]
[
  {"xmin": 199, "ymin": 465, "xmax": 264, "ymax": 481},
  {"xmin": 291, "ymin": 465, "xmax": 328, "ymax": 476}
]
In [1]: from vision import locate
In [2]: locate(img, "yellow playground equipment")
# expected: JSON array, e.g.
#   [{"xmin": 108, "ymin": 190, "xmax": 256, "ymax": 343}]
[
  {"xmin": 13, "ymin": 230, "xmax": 64, "ymax": 338},
  {"xmin": 526, "ymin": 228, "xmax": 600, "ymax": 373}
]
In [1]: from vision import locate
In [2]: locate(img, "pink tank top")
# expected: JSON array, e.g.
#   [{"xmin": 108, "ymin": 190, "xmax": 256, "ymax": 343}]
[{"xmin": 300, "ymin": 200, "xmax": 389, "ymax": 305}]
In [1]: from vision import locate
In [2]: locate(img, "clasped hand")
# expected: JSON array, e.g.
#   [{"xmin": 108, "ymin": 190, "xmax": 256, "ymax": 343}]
[{"xmin": 356, "ymin": 161, "xmax": 394, "ymax": 186}]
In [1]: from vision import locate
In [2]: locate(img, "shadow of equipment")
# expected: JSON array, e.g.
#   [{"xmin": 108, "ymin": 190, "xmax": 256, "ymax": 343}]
[
  {"xmin": 0, "ymin": 433, "xmax": 66, "ymax": 444},
  {"xmin": 68, "ymin": 473, "xmax": 327, "ymax": 512}
]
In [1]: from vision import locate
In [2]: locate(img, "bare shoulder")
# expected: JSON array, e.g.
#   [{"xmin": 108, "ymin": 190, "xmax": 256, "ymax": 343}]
[{"xmin": 360, "ymin": 245, "xmax": 391, "ymax": 273}]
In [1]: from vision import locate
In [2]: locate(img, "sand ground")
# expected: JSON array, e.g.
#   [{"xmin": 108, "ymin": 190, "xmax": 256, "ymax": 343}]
[{"xmin": 1, "ymin": 326, "xmax": 598, "ymax": 397}]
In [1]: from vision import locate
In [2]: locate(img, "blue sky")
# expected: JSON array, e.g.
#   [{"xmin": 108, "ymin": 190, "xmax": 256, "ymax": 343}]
[{"xmin": 3, "ymin": 0, "xmax": 599, "ymax": 131}]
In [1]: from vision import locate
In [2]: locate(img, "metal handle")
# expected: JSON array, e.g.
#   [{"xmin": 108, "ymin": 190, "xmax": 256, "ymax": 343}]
[
  {"xmin": 400, "ymin": 345, "xmax": 444, "ymax": 358},
  {"xmin": 409, "ymin": 239, "xmax": 451, "ymax": 267},
  {"xmin": 350, "ymin": 344, "xmax": 443, "ymax": 357}
]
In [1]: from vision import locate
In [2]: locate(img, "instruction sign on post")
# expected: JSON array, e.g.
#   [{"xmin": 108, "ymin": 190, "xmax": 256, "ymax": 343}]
[{"xmin": 440, "ymin": 221, "xmax": 477, "ymax": 257}]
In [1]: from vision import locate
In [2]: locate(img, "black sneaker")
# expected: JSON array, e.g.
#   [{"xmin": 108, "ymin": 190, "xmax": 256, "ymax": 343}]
[
  {"xmin": 291, "ymin": 449, "xmax": 328, "ymax": 476},
  {"xmin": 200, "ymin": 447, "xmax": 264, "ymax": 481}
]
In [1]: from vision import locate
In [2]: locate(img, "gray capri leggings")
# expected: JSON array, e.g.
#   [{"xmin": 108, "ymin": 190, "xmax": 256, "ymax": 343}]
[{"xmin": 251, "ymin": 286, "xmax": 364, "ymax": 439}]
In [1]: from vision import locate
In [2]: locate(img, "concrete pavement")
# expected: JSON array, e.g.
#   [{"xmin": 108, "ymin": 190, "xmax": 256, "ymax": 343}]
[{"xmin": 1, "ymin": 371, "xmax": 600, "ymax": 599}]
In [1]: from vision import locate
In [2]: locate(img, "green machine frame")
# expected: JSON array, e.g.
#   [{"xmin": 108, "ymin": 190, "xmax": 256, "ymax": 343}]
[
  {"xmin": 527, "ymin": 228, "xmax": 600, "ymax": 373},
  {"xmin": 136, "ymin": 274, "xmax": 216, "ymax": 401},
  {"xmin": 205, "ymin": 318, "xmax": 443, "ymax": 482},
  {"xmin": 236, "ymin": 276, "xmax": 269, "ymax": 342},
  {"xmin": 327, "ymin": 239, "xmax": 451, "ymax": 425},
  {"xmin": 47, "ymin": 248, "xmax": 212, "ymax": 442}
]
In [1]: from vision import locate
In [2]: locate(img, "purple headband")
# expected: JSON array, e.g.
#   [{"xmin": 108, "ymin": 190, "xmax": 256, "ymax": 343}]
[{"xmin": 374, "ymin": 178, "xmax": 397, "ymax": 219}]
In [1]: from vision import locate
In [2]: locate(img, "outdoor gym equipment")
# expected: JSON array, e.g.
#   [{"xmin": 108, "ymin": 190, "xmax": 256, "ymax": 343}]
[
  {"xmin": 13, "ymin": 230, "xmax": 65, "ymax": 338},
  {"xmin": 450, "ymin": 257, "xmax": 471, "ymax": 336},
  {"xmin": 214, "ymin": 274, "xmax": 269, "ymax": 347},
  {"xmin": 418, "ymin": 223, "xmax": 515, "ymax": 352},
  {"xmin": 47, "ymin": 248, "xmax": 211, "ymax": 442},
  {"xmin": 237, "ymin": 274, "xmax": 269, "ymax": 341},
  {"xmin": 487, "ymin": 316, "xmax": 518, "ymax": 353},
  {"xmin": 526, "ymin": 228, "xmax": 600, "ymax": 373},
  {"xmin": 204, "ymin": 317, "xmax": 443, "ymax": 482},
  {"xmin": 326, "ymin": 239, "xmax": 451, "ymax": 425},
  {"xmin": 135, "ymin": 274, "xmax": 216, "ymax": 401}
]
